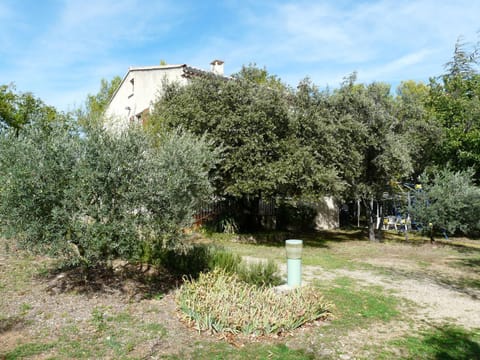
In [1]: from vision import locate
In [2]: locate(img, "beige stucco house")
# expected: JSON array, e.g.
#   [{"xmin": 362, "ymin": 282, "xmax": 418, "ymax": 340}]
[{"xmin": 104, "ymin": 60, "xmax": 224, "ymax": 132}]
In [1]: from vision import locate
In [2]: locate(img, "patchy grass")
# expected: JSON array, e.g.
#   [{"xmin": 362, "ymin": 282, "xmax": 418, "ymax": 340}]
[
  {"xmin": 214, "ymin": 234, "xmax": 368, "ymax": 271},
  {"xmin": 3, "ymin": 342, "xmax": 56, "ymax": 360},
  {"xmin": 383, "ymin": 325, "xmax": 480, "ymax": 359},
  {"xmin": 315, "ymin": 276, "xmax": 401, "ymax": 332},
  {"xmin": 165, "ymin": 343, "xmax": 314, "ymax": 360},
  {"xmin": 302, "ymin": 251, "xmax": 360, "ymax": 270},
  {"xmin": 2, "ymin": 307, "xmax": 167, "ymax": 359}
]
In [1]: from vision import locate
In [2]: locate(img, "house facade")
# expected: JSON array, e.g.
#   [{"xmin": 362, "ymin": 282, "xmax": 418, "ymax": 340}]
[{"xmin": 104, "ymin": 60, "xmax": 224, "ymax": 132}]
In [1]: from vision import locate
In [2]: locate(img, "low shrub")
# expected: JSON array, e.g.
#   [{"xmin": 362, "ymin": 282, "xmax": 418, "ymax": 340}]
[
  {"xmin": 176, "ymin": 269, "xmax": 332, "ymax": 336},
  {"xmin": 208, "ymin": 247, "xmax": 242, "ymax": 274},
  {"xmin": 157, "ymin": 244, "xmax": 281, "ymax": 287},
  {"xmin": 158, "ymin": 244, "xmax": 241, "ymax": 278},
  {"xmin": 237, "ymin": 259, "xmax": 282, "ymax": 287},
  {"xmin": 158, "ymin": 245, "xmax": 211, "ymax": 277}
]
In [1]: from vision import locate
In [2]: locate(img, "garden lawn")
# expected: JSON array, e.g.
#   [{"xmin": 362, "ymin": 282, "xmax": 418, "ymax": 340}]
[{"xmin": 1, "ymin": 231, "xmax": 480, "ymax": 359}]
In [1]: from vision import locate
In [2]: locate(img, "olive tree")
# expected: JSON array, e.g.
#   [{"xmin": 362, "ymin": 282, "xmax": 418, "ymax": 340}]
[
  {"xmin": 0, "ymin": 119, "xmax": 81, "ymax": 256},
  {"xmin": 0, "ymin": 119, "xmax": 219, "ymax": 266},
  {"xmin": 410, "ymin": 168, "xmax": 480, "ymax": 238}
]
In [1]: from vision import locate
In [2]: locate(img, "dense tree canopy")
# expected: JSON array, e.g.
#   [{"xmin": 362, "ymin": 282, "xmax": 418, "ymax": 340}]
[
  {"xmin": 0, "ymin": 84, "xmax": 58, "ymax": 131},
  {"xmin": 3, "ymin": 37, "xmax": 480, "ymax": 241},
  {"xmin": 394, "ymin": 80, "xmax": 442, "ymax": 176},
  {"xmin": 150, "ymin": 66, "xmax": 294, "ymax": 199},
  {"xmin": 146, "ymin": 50, "xmax": 480, "ymax": 236},
  {"xmin": 428, "ymin": 39, "xmax": 480, "ymax": 179}
]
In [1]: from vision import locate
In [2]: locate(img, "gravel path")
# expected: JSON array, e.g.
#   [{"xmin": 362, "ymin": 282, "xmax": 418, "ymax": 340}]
[
  {"xmin": 335, "ymin": 268, "xmax": 480, "ymax": 329},
  {"xmin": 271, "ymin": 260, "xmax": 480, "ymax": 329}
]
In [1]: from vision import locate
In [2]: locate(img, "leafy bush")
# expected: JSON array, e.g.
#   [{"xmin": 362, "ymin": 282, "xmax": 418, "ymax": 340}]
[
  {"xmin": 176, "ymin": 269, "xmax": 332, "ymax": 336},
  {"xmin": 158, "ymin": 245, "xmax": 212, "ymax": 277},
  {"xmin": 237, "ymin": 259, "xmax": 282, "ymax": 287},
  {"xmin": 158, "ymin": 244, "xmax": 242, "ymax": 279},
  {"xmin": 208, "ymin": 247, "xmax": 242, "ymax": 274},
  {"xmin": 410, "ymin": 168, "xmax": 480, "ymax": 235},
  {"xmin": 216, "ymin": 216, "xmax": 239, "ymax": 234},
  {"xmin": 157, "ymin": 243, "xmax": 279, "ymax": 286},
  {"xmin": 0, "ymin": 121, "xmax": 219, "ymax": 266}
]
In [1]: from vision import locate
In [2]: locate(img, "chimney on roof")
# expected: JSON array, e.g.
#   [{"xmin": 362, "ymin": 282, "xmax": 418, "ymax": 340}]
[{"xmin": 210, "ymin": 59, "xmax": 224, "ymax": 76}]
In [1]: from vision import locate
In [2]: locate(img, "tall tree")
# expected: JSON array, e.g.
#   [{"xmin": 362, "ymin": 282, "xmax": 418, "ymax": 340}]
[
  {"xmin": 287, "ymin": 78, "xmax": 364, "ymax": 199},
  {"xmin": 394, "ymin": 80, "xmax": 442, "ymax": 177},
  {"xmin": 428, "ymin": 38, "xmax": 480, "ymax": 179},
  {"xmin": 149, "ymin": 65, "xmax": 355, "ymax": 230},
  {"xmin": 332, "ymin": 76, "xmax": 414, "ymax": 241},
  {"xmin": 149, "ymin": 66, "xmax": 293, "ymax": 229}
]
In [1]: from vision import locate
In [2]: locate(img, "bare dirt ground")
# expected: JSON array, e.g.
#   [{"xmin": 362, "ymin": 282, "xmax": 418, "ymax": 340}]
[
  {"xmin": 1, "ymin": 238, "xmax": 479, "ymax": 359},
  {"xmin": 0, "ymin": 242, "xmax": 211, "ymax": 359}
]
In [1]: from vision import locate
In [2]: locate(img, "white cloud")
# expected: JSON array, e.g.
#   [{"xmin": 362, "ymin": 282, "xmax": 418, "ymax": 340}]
[
  {"xmin": 357, "ymin": 49, "xmax": 434, "ymax": 83},
  {"xmin": 189, "ymin": 0, "xmax": 480, "ymax": 86}
]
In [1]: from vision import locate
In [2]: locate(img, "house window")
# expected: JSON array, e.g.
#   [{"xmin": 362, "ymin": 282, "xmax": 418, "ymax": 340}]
[{"xmin": 129, "ymin": 78, "xmax": 134, "ymax": 98}]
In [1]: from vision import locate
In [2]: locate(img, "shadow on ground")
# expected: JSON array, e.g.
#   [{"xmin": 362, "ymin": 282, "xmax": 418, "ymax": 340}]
[
  {"xmin": 456, "ymin": 258, "xmax": 480, "ymax": 274},
  {"xmin": 40, "ymin": 263, "xmax": 180, "ymax": 300},
  {"xmin": 0, "ymin": 315, "xmax": 28, "ymax": 335},
  {"xmin": 371, "ymin": 264, "xmax": 480, "ymax": 300},
  {"xmin": 416, "ymin": 326, "xmax": 480, "ymax": 360},
  {"xmin": 234, "ymin": 229, "xmax": 366, "ymax": 248}
]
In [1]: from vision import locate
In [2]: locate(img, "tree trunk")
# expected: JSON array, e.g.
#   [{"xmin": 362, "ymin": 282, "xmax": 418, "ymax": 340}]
[
  {"xmin": 241, "ymin": 195, "xmax": 261, "ymax": 232},
  {"xmin": 364, "ymin": 199, "xmax": 379, "ymax": 242},
  {"xmin": 404, "ymin": 216, "xmax": 409, "ymax": 242},
  {"xmin": 368, "ymin": 219, "xmax": 376, "ymax": 241},
  {"xmin": 357, "ymin": 200, "xmax": 361, "ymax": 228},
  {"xmin": 377, "ymin": 202, "xmax": 384, "ymax": 242}
]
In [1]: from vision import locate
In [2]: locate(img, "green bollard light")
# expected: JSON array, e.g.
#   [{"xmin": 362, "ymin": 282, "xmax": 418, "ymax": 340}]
[{"xmin": 285, "ymin": 239, "xmax": 303, "ymax": 288}]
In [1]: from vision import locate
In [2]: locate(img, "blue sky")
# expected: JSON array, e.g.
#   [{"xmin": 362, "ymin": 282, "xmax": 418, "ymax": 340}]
[{"xmin": 1, "ymin": 0, "xmax": 479, "ymax": 112}]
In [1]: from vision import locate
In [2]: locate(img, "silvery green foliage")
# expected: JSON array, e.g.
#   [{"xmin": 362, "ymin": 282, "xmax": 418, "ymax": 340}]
[
  {"xmin": 0, "ymin": 120, "xmax": 81, "ymax": 257},
  {"xmin": 0, "ymin": 121, "xmax": 218, "ymax": 266},
  {"xmin": 131, "ymin": 128, "xmax": 219, "ymax": 253},
  {"xmin": 410, "ymin": 168, "xmax": 480, "ymax": 235}
]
